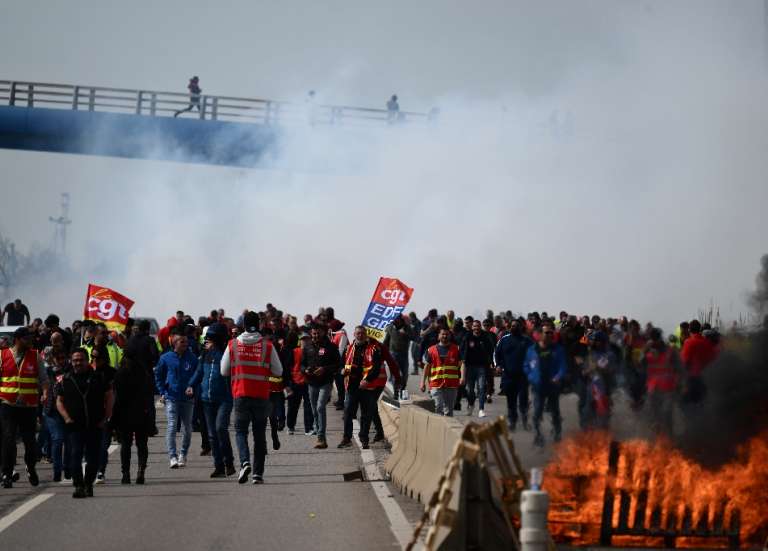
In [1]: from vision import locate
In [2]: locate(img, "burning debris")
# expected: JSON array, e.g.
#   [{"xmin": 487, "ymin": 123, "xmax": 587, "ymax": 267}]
[{"xmin": 544, "ymin": 430, "xmax": 768, "ymax": 548}]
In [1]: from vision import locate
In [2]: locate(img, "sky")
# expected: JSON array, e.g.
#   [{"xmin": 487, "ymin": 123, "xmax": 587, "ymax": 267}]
[{"xmin": 1, "ymin": 0, "xmax": 768, "ymax": 331}]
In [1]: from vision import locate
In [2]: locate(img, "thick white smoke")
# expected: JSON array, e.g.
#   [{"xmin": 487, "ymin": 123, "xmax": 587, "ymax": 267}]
[{"xmin": 2, "ymin": 1, "xmax": 768, "ymax": 332}]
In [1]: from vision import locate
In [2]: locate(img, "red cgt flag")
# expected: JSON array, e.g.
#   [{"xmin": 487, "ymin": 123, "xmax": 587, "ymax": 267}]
[{"xmin": 83, "ymin": 284, "xmax": 134, "ymax": 332}]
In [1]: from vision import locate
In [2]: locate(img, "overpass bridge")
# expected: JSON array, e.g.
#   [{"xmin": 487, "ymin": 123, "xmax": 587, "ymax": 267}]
[{"xmin": 0, "ymin": 79, "xmax": 431, "ymax": 167}]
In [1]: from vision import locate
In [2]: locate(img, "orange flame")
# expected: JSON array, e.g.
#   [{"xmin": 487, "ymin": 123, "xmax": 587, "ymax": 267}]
[{"xmin": 544, "ymin": 431, "xmax": 768, "ymax": 548}]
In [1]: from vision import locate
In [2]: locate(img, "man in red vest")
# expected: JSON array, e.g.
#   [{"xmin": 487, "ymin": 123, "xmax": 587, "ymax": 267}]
[
  {"xmin": 220, "ymin": 311, "xmax": 283, "ymax": 485},
  {"xmin": 338, "ymin": 326, "xmax": 386, "ymax": 449},
  {"xmin": 1, "ymin": 327, "xmax": 49, "ymax": 488},
  {"xmin": 420, "ymin": 328, "xmax": 461, "ymax": 416}
]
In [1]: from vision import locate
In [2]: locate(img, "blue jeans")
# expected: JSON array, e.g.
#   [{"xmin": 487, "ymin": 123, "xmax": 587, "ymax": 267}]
[
  {"xmin": 165, "ymin": 399, "xmax": 194, "ymax": 459},
  {"xmin": 203, "ymin": 401, "xmax": 233, "ymax": 470},
  {"xmin": 308, "ymin": 383, "xmax": 332, "ymax": 439},
  {"xmin": 286, "ymin": 384, "xmax": 314, "ymax": 432},
  {"xmin": 233, "ymin": 397, "xmax": 271, "ymax": 475},
  {"xmin": 465, "ymin": 366, "xmax": 487, "ymax": 409},
  {"xmin": 98, "ymin": 427, "xmax": 111, "ymax": 474},
  {"xmin": 37, "ymin": 413, "xmax": 51, "ymax": 459},
  {"xmin": 431, "ymin": 387, "xmax": 458, "ymax": 416},
  {"xmin": 45, "ymin": 414, "xmax": 67, "ymax": 477}
]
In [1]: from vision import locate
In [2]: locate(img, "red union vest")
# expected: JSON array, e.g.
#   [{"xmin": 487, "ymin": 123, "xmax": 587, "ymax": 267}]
[
  {"xmin": 0, "ymin": 348, "xmax": 40, "ymax": 407},
  {"xmin": 344, "ymin": 341, "xmax": 387, "ymax": 390},
  {"xmin": 645, "ymin": 348, "xmax": 677, "ymax": 393},
  {"xmin": 292, "ymin": 348, "xmax": 306, "ymax": 385},
  {"xmin": 427, "ymin": 344, "xmax": 461, "ymax": 389},
  {"xmin": 229, "ymin": 337, "xmax": 272, "ymax": 400}
]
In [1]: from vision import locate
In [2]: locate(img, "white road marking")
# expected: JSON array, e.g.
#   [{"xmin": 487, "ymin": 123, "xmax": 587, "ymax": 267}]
[
  {"xmin": 352, "ymin": 419, "xmax": 415, "ymax": 550},
  {"xmin": 0, "ymin": 493, "xmax": 54, "ymax": 534}
]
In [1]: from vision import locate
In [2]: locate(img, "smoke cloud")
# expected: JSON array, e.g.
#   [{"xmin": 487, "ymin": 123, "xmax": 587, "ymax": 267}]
[{"xmin": 1, "ymin": 1, "xmax": 768, "ymax": 335}]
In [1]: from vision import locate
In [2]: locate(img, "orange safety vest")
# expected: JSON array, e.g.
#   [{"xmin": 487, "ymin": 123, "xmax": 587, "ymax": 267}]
[
  {"xmin": 229, "ymin": 337, "xmax": 272, "ymax": 400},
  {"xmin": 292, "ymin": 348, "xmax": 306, "ymax": 385},
  {"xmin": 645, "ymin": 348, "xmax": 677, "ymax": 393},
  {"xmin": 344, "ymin": 341, "xmax": 387, "ymax": 390},
  {"xmin": 426, "ymin": 344, "xmax": 460, "ymax": 389},
  {"xmin": 0, "ymin": 348, "xmax": 40, "ymax": 407}
]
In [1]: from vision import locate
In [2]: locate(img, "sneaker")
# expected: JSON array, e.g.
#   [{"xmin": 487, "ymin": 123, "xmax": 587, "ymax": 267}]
[
  {"xmin": 200, "ymin": 448, "xmax": 211, "ymax": 457},
  {"xmin": 1, "ymin": 476, "xmax": 11, "ymax": 489},
  {"xmin": 169, "ymin": 457, "xmax": 179, "ymax": 469},
  {"xmin": 337, "ymin": 438, "xmax": 353, "ymax": 449},
  {"xmin": 72, "ymin": 486, "xmax": 86, "ymax": 499},
  {"xmin": 287, "ymin": 429, "xmax": 295, "ymax": 435},
  {"xmin": 314, "ymin": 438, "xmax": 328, "ymax": 450},
  {"xmin": 177, "ymin": 455, "xmax": 186, "ymax": 467},
  {"xmin": 478, "ymin": 410, "xmax": 487, "ymax": 418},
  {"xmin": 238, "ymin": 463, "xmax": 251, "ymax": 484},
  {"xmin": 486, "ymin": 396, "xmax": 493, "ymax": 404},
  {"xmin": 305, "ymin": 430, "xmax": 317, "ymax": 436},
  {"xmin": 252, "ymin": 474, "xmax": 264, "ymax": 484},
  {"xmin": 95, "ymin": 472, "xmax": 105, "ymax": 484},
  {"xmin": 361, "ymin": 441, "xmax": 370, "ymax": 450},
  {"xmin": 27, "ymin": 467, "xmax": 39, "ymax": 487},
  {"xmin": 11, "ymin": 470, "xmax": 20, "ymax": 482},
  {"xmin": 225, "ymin": 463, "xmax": 236, "ymax": 477},
  {"xmin": 466, "ymin": 405, "xmax": 475, "ymax": 416},
  {"xmin": 210, "ymin": 468, "xmax": 226, "ymax": 479},
  {"xmin": 121, "ymin": 473, "xmax": 131, "ymax": 484}
]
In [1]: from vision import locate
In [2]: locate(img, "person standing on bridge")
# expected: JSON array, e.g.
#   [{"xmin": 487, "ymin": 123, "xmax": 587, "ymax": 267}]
[
  {"xmin": 174, "ymin": 76, "xmax": 202, "ymax": 118},
  {"xmin": 220, "ymin": 311, "xmax": 282, "ymax": 484},
  {"xmin": 386, "ymin": 94, "xmax": 400, "ymax": 123}
]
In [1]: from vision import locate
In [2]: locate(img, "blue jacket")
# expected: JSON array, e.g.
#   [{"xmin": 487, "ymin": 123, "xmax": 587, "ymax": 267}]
[
  {"xmin": 196, "ymin": 349, "xmax": 232, "ymax": 404},
  {"xmin": 155, "ymin": 349, "xmax": 199, "ymax": 402},
  {"xmin": 494, "ymin": 333, "xmax": 533, "ymax": 384},
  {"xmin": 524, "ymin": 343, "xmax": 567, "ymax": 391}
]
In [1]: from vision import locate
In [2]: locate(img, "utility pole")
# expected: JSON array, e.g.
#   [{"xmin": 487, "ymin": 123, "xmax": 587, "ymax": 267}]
[{"xmin": 48, "ymin": 192, "xmax": 71, "ymax": 255}]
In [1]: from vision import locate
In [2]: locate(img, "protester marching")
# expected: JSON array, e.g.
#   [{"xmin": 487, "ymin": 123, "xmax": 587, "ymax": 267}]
[{"xmin": 0, "ymin": 276, "xmax": 739, "ymax": 499}]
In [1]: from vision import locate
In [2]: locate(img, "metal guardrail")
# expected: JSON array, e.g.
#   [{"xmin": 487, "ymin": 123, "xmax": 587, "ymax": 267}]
[{"xmin": 0, "ymin": 79, "xmax": 431, "ymax": 127}]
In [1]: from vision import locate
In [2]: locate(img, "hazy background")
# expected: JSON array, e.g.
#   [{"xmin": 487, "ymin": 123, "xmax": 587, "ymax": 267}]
[{"xmin": 1, "ymin": 0, "xmax": 767, "ymax": 330}]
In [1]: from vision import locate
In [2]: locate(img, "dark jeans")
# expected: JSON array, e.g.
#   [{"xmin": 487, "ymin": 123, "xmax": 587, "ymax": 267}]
[
  {"xmin": 532, "ymin": 385, "xmax": 562, "ymax": 439},
  {"xmin": 0, "ymin": 404, "xmax": 37, "ymax": 478},
  {"xmin": 333, "ymin": 373, "xmax": 346, "ymax": 407},
  {"xmin": 343, "ymin": 386, "xmax": 378, "ymax": 443},
  {"xmin": 194, "ymin": 394, "xmax": 210, "ymax": 451},
  {"xmin": 203, "ymin": 401, "xmax": 234, "ymax": 470},
  {"xmin": 120, "ymin": 430, "xmax": 149, "ymax": 473},
  {"xmin": 98, "ymin": 427, "xmax": 111, "ymax": 474},
  {"xmin": 67, "ymin": 427, "xmax": 101, "ymax": 488},
  {"xmin": 233, "ymin": 397, "xmax": 271, "ymax": 476},
  {"xmin": 37, "ymin": 410, "xmax": 50, "ymax": 459},
  {"xmin": 466, "ymin": 365, "xmax": 487, "ymax": 409},
  {"xmin": 45, "ymin": 414, "xmax": 68, "ymax": 477},
  {"xmin": 503, "ymin": 373, "xmax": 530, "ymax": 427},
  {"xmin": 286, "ymin": 384, "xmax": 314, "ymax": 432},
  {"xmin": 371, "ymin": 387, "xmax": 384, "ymax": 437},
  {"xmin": 391, "ymin": 350, "xmax": 410, "ymax": 391},
  {"xmin": 269, "ymin": 393, "xmax": 285, "ymax": 443}
]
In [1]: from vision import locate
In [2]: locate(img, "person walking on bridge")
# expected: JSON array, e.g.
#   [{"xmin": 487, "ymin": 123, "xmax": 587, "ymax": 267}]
[
  {"xmin": 220, "ymin": 311, "xmax": 282, "ymax": 484},
  {"xmin": 420, "ymin": 328, "xmax": 461, "ymax": 416},
  {"xmin": 301, "ymin": 324, "xmax": 341, "ymax": 449},
  {"xmin": 174, "ymin": 76, "xmax": 202, "ymax": 118}
]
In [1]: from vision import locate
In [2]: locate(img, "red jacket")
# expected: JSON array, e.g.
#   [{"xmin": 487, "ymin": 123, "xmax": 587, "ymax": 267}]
[{"xmin": 680, "ymin": 333, "xmax": 718, "ymax": 377}]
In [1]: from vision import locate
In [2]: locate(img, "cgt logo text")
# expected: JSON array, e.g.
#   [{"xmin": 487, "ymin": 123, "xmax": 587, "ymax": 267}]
[
  {"xmin": 87, "ymin": 296, "xmax": 129, "ymax": 322},
  {"xmin": 380, "ymin": 288, "xmax": 407, "ymax": 306}
]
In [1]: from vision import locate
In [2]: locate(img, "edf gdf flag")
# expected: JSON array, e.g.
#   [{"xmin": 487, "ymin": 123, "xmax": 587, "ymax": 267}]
[{"xmin": 361, "ymin": 277, "xmax": 414, "ymax": 342}]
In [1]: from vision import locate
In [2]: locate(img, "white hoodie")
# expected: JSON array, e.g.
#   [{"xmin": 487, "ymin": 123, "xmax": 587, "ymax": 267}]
[{"xmin": 220, "ymin": 331, "xmax": 283, "ymax": 378}]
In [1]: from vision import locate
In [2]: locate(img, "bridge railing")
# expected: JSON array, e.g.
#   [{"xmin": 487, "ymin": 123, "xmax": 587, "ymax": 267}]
[{"xmin": 0, "ymin": 80, "xmax": 430, "ymax": 127}]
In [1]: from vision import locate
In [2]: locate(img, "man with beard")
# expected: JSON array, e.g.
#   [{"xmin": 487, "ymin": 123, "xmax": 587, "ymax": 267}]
[
  {"xmin": 420, "ymin": 329, "xmax": 461, "ymax": 416},
  {"xmin": 460, "ymin": 320, "xmax": 494, "ymax": 418},
  {"xmin": 301, "ymin": 324, "xmax": 341, "ymax": 449}
]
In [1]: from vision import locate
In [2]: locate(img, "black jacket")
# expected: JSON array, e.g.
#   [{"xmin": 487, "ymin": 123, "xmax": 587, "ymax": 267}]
[
  {"xmin": 112, "ymin": 362, "xmax": 155, "ymax": 433},
  {"xmin": 301, "ymin": 337, "xmax": 341, "ymax": 387},
  {"xmin": 56, "ymin": 370, "xmax": 110, "ymax": 430}
]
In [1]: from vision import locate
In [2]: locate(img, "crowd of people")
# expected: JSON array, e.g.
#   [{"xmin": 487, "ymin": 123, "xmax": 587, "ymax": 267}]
[{"xmin": 0, "ymin": 300, "xmax": 731, "ymax": 499}]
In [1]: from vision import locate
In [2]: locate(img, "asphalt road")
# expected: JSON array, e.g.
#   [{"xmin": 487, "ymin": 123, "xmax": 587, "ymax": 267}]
[{"xmin": 0, "ymin": 401, "xmax": 414, "ymax": 551}]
